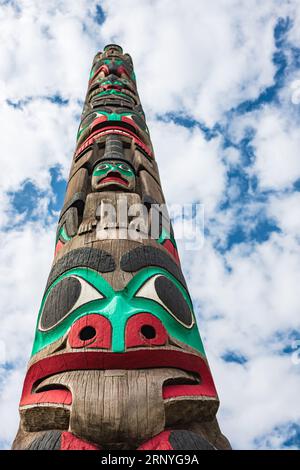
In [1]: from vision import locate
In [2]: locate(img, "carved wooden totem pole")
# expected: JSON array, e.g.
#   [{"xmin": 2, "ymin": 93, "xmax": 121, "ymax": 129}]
[{"xmin": 13, "ymin": 45, "xmax": 230, "ymax": 450}]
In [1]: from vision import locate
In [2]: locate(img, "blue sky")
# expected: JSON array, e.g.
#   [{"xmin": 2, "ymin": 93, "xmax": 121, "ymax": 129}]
[{"xmin": 0, "ymin": 0, "xmax": 300, "ymax": 450}]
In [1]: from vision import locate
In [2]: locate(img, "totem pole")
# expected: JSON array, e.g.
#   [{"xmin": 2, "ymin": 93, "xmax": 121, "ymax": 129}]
[{"xmin": 13, "ymin": 45, "xmax": 230, "ymax": 450}]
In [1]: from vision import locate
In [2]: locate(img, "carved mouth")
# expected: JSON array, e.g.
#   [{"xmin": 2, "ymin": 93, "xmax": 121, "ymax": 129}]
[
  {"xmin": 91, "ymin": 84, "xmax": 122, "ymax": 92},
  {"xmin": 99, "ymin": 173, "xmax": 129, "ymax": 187},
  {"xmin": 89, "ymin": 117, "xmax": 141, "ymax": 142},
  {"xmin": 19, "ymin": 368, "xmax": 214, "ymax": 436},
  {"xmin": 19, "ymin": 349, "xmax": 217, "ymax": 409},
  {"xmin": 162, "ymin": 373, "xmax": 200, "ymax": 398},
  {"xmin": 76, "ymin": 117, "xmax": 138, "ymax": 147},
  {"xmin": 75, "ymin": 126, "xmax": 153, "ymax": 160},
  {"xmin": 30, "ymin": 369, "xmax": 201, "ymax": 406}
]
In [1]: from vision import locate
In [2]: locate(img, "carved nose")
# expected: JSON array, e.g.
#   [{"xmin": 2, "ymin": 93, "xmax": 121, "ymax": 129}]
[
  {"xmin": 107, "ymin": 63, "xmax": 119, "ymax": 75},
  {"xmin": 68, "ymin": 314, "xmax": 112, "ymax": 349},
  {"xmin": 125, "ymin": 313, "xmax": 168, "ymax": 348},
  {"xmin": 106, "ymin": 73, "xmax": 120, "ymax": 82}
]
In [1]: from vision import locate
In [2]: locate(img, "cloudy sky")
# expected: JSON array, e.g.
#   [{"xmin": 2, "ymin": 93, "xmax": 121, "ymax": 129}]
[{"xmin": 0, "ymin": 0, "xmax": 300, "ymax": 450}]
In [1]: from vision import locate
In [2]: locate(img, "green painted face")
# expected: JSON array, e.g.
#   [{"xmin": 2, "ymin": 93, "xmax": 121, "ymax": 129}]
[
  {"xmin": 92, "ymin": 160, "xmax": 136, "ymax": 191},
  {"xmin": 32, "ymin": 267, "xmax": 205, "ymax": 357}
]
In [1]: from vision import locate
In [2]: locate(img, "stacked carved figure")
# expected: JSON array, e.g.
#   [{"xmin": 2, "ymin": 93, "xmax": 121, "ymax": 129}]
[{"xmin": 13, "ymin": 45, "xmax": 230, "ymax": 450}]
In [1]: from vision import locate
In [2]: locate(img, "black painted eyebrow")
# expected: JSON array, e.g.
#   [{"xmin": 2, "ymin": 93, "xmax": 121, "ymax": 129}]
[
  {"xmin": 45, "ymin": 248, "xmax": 115, "ymax": 292},
  {"xmin": 120, "ymin": 246, "xmax": 187, "ymax": 289}
]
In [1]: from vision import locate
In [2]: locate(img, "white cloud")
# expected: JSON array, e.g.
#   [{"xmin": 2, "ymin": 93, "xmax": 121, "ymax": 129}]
[
  {"xmin": 0, "ymin": 0, "xmax": 102, "ymax": 101},
  {"xmin": 252, "ymin": 108, "xmax": 300, "ymax": 190},
  {"xmin": 226, "ymin": 100, "xmax": 300, "ymax": 191},
  {"xmin": 100, "ymin": 0, "xmax": 291, "ymax": 125},
  {"xmin": 0, "ymin": 99, "xmax": 80, "ymax": 196},
  {"xmin": 213, "ymin": 354, "xmax": 300, "ymax": 450},
  {"xmin": 0, "ymin": 368, "xmax": 25, "ymax": 449},
  {"xmin": 0, "ymin": 221, "xmax": 55, "ymax": 448},
  {"xmin": 268, "ymin": 192, "xmax": 300, "ymax": 236},
  {"xmin": 149, "ymin": 119, "xmax": 226, "ymax": 214}
]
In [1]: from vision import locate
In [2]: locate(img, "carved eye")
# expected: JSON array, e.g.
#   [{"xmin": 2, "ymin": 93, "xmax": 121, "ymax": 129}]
[
  {"xmin": 134, "ymin": 275, "xmax": 194, "ymax": 328},
  {"xmin": 131, "ymin": 114, "xmax": 147, "ymax": 132},
  {"xmin": 79, "ymin": 112, "xmax": 98, "ymax": 131},
  {"xmin": 39, "ymin": 276, "xmax": 104, "ymax": 331},
  {"xmin": 96, "ymin": 163, "xmax": 109, "ymax": 171},
  {"xmin": 118, "ymin": 162, "xmax": 131, "ymax": 172}
]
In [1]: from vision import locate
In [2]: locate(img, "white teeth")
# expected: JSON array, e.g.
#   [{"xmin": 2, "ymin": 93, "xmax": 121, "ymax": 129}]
[
  {"xmin": 77, "ymin": 128, "xmax": 135, "ymax": 156},
  {"xmin": 94, "ymin": 128, "xmax": 131, "ymax": 138}
]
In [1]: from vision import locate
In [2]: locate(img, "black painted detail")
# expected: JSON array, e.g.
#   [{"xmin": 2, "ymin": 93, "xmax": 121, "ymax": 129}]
[
  {"xmin": 169, "ymin": 430, "xmax": 215, "ymax": 450},
  {"xmin": 56, "ymin": 206, "xmax": 79, "ymax": 239},
  {"xmin": 27, "ymin": 430, "xmax": 61, "ymax": 450},
  {"xmin": 141, "ymin": 325, "xmax": 156, "ymax": 339},
  {"xmin": 46, "ymin": 248, "xmax": 115, "ymax": 291},
  {"xmin": 40, "ymin": 277, "xmax": 81, "ymax": 330},
  {"xmin": 59, "ymin": 192, "xmax": 86, "ymax": 222},
  {"xmin": 120, "ymin": 246, "xmax": 187, "ymax": 288},
  {"xmin": 154, "ymin": 276, "xmax": 193, "ymax": 327},
  {"xmin": 80, "ymin": 111, "xmax": 99, "ymax": 129},
  {"xmin": 80, "ymin": 326, "xmax": 96, "ymax": 341}
]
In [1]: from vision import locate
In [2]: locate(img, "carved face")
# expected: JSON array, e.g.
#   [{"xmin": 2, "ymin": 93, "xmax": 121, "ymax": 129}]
[
  {"xmin": 89, "ymin": 58, "xmax": 135, "ymax": 83},
  {"xmin": 19, "ymin": 247, "xmax": 218, "ymax": 447},
  {"xmin": 77, "ymin": 109, "xmax": 149, "ymax": 147},
  {"xmin": 91, "ymin": 160, "xmax": 136, "ymax": 191}
]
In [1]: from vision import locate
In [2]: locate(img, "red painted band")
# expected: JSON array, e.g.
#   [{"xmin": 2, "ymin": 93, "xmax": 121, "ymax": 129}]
[
  {"xmin": 61, "ymin": 432, "xmax": 100, "ymax": 450},
  {"xmin": 20, "ymin": 349, "xmax": 217, "ymax": 407},
  {"xmin": 54, "ymin": 239, "xmax": 64, "ymax": 257},
  {"xmin": 138, "ymin": 431, "xmax": 173, "ymax": 450},
  {"xmin": 162, "ymin": 239, "xmax": 180, "ymax": 265},
  {"xmin": 75, "ymin": 127, "xmax": 153, "ymax": 160}
]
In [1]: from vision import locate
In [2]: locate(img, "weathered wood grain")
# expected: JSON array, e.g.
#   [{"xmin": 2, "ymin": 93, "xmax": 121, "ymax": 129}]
[{"xmin": 14, "ymin": 44, "xmax": 230, "ymax": 451}]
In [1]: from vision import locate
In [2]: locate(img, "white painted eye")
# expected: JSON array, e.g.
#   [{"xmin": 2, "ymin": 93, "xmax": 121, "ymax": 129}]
[
  {"xmin": 118, "ymin": 163, "xmax": 131, "ymax": 171},
  {"xmin": 39, "ymin": 275, "xmax": 104, "ymax": 331},
  {"xmin": 135, "ymin": 275, "xmax": 194, "ymax": 328},
  {"xmin": 96, "ymin": 163, "xmax": 109, "ymax": 171}
]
